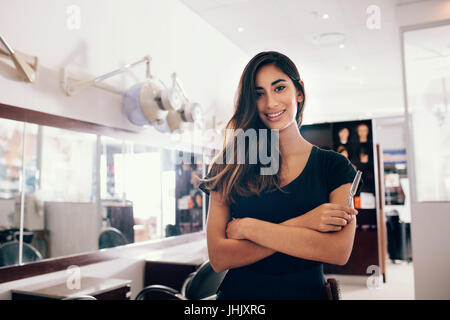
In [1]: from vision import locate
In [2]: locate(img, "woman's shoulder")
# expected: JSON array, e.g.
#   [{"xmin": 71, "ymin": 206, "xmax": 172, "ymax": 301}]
[
  {"xmin": 315, "ymin": 145, "xmax": 348, "ymax": 160},
  {"xmin": 312, "ymin": 146, "xmax": 353, "ymax": 172}
]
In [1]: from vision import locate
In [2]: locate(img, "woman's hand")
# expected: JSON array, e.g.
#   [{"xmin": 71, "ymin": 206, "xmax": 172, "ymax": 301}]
[
  {"xmin": 301, "ymin": 203, "xmax": 358, "ymax": 233},
  {"xmin": 226, "ymin": 218, "xmax": 250, "ymax": 240}
]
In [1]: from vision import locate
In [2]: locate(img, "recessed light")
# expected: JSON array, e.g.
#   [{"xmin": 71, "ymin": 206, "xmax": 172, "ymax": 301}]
[
  {"xmin": 311, "ymin": 33, "xmax": 345, "ymax": 46},
  {"xmin": 237, "ymin": 27, "xmax": 245, "ymax": 33},
  {"xmin": 322, "ymin": 13, "xmax": 329, "ymax": 19},
  {"xmin": 339, "ymin": 43, "xmax": 345, "ymax": 49}
]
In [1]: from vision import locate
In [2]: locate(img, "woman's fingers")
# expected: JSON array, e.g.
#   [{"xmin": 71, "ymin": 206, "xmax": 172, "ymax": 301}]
[
  {"xmin": 327, "ymin": 203, "xmax": 358, "ymax": 216},
  {"xmin": 328, "ymin": 217, "xmax": 348, "ymax": 227},
  {"xmin": 327, "ymin": 225, "xmax": 343, "ymax": 232}
]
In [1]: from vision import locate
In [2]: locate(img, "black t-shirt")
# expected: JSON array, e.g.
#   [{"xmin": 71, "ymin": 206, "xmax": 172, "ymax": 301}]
[{"xmin": 200, "ymin": 145, "xmax": 356, "ymax": 299}]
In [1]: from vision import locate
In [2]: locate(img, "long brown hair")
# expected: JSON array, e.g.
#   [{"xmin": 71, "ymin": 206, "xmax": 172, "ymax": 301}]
[{"xmin": 202, "ymin": 51, "xmax": 306, "ymax": 204}]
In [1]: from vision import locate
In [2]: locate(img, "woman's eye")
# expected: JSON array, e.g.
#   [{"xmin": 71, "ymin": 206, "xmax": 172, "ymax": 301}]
[
  {"xmin": 256, "ymin": 91, "xmax": 264, "ymax": 97},
  {"xmin": 275, "ymin": 85, "xmax": 286, "ymax": 92}
]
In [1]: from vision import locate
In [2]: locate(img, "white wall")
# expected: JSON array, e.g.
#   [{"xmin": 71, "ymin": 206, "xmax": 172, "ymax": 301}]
[
  {"xmin": 410, "ymin": 202, "xmax": 450, "ymax": 299},
  {"xmin": 396, "ymin": 0, "xmax": 450, "ymax": 27},
  {"xmin": 45, "ymin": 202, "xmax": 99, "ymax": 258},
  {"xmin": 397, "ymin": 0, "xmax": 450, "ymax": 299},
  {"xmin": 0, "ymin": 0, "xmax": 248, "ymax": 150},
  {"xmin": 374, "ymin": 116, "xmax": 406, "ymax": 151},
  {"xmin": 0, "ymin": 199, "xmax": 15, "ymax": 228}
]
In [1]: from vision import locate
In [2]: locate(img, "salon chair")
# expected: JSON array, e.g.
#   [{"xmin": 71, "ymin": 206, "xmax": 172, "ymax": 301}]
[
  {"xmin": 0, "ymin": 228, "xmax": 33, "ymax": 244},
  {"xmin": 98, "ymin": 227, "xmax": 128, "ymax": 249},
  {"xmin": 0, "ymin": 241, "xmax": 43, "ymax": 267},
  {"xmin": 62, "ymin": 295, "xmax": 97, "ymax": 300},
  {"xmin": 135, "ymin": 260, "xmax": 227, "ymax": 300},
  {"xmin": 165, "ymin": 224, "xmax": 181, "ymax": 237}
]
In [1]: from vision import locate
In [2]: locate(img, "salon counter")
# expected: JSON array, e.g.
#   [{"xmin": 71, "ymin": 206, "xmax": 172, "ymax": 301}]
[{"xmin": 12, "ymin": 277, "xmax": 131, "ymax": 300}]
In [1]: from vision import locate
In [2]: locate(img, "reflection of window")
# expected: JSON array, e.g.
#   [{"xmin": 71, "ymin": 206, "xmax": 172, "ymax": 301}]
[
  {"xmin": 40, "ymin": 127, "xmax": 96, "ymax": 202},
  {"xmin": 174, "ymin": 152, "xmax": 204, "ymax": 235},
  {"xmin": 0, "ymin": 119, "xmax": 38, "ymax": 199},
  {"xmin": 384, "ymin": 150, "xmax": 408, "ymax": 206},
  {"xmin": 100, "ymin": 137, "xmax": 123, "ymax": 200},
  {"xmin": 115, "ymin": 152, "xmax": 162, "ymax": 234},
  {"xmin": 100, "ymin": 139, "xmax": 164, "ymax": 240}
]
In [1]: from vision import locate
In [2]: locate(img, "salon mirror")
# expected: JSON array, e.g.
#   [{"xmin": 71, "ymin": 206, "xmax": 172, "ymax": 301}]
[{"xmin": 0, "ymin": 113, "xmax": 207, "ymax": 267}]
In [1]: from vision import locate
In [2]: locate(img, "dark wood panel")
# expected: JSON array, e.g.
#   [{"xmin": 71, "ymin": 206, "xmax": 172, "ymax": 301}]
[
  {"xmin": 376, "ymin": 143, "xmax": 387, "ymax": 281},
  {"xmin": 144, "ymin": 261, "xmax": 199, "ymax": 292},
  {"xmin": 324, "ymin": 230, "xmax": 379, "ymax": 275},
  {"xmin": 94, "ymin": 285, "xmax": 131, "ymax": 300},
  {"xmin": 0, "ymin": 102, "xmax": 140, "ymax": 141},
  {"xmin": 0, "ymin": 250, "xmax": 118, "ymax": 284},
  {"xmin": 12, "ymin": 292, "xmax": 54, "ymax": 300},
  {"xmin": 12, "ymin": 285, "xmax": 130, "ymax": 300}
]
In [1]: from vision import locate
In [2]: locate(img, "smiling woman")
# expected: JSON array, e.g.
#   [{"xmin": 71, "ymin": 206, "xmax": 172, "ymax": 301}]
[{"xmin": 199, "ymin": 51, "xmax": 358, "ymax": 300}]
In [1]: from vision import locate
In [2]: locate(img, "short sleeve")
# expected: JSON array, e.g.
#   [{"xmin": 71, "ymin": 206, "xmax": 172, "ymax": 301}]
[{"xmin": 326, "ymin": 151, "xmax": 357, "ymax": 194}]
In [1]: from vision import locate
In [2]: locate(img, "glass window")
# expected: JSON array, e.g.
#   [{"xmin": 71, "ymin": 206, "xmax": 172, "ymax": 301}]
[
  {"xmin": 0, "ymin": 118, "xmax": 24, "ymax": 200},
  {"xmin": 404, "ymin": 24, "xmax": 450, "ymax": 201},
  {"xmin": 100, "ymin": 137, "xmax": 163, "ymax": 242},
  {"xmin": 40, "ymin": 126, "xmax": 97, "ymax": 202}
]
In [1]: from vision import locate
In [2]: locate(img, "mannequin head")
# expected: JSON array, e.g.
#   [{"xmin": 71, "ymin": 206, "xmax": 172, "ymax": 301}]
[
  {"xmin": 357, "ymin": 124, "xmax": 369, "ymax": 143},
  {"xmin": 338, "ymin": 127, "xmax": 350, "ymax": 144}
]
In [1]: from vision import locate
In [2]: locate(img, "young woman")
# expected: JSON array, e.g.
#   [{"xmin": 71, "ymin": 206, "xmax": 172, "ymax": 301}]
[{"xmin": 199, "ymin": 51, "xmax": 358, "ymax": 300}]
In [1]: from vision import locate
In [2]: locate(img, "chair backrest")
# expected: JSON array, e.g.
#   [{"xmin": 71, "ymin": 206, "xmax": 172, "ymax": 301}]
[
  {"xmin": 62, "ymin": 295, "xmax": 97, "ymax": 300},
  {"xmin": 184, "ymin": 260, "xmax": 227, "ymax": 300},
  {"xmin": 98, "ymin": 227, "xmax": 128, "ymax": 249},
  {"xmin": 165, "ymin": 224, "xmax": 181, "ymax": 237},
  {"xmin": 0, "ymin": 241, "xmax": 43, "ymax": 267}
]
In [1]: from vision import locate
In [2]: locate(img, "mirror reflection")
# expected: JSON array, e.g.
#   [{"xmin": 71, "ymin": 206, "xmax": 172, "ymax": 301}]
[{"xmin": 0, "ymin": 116, "xmax": 207, "ymax": 268}]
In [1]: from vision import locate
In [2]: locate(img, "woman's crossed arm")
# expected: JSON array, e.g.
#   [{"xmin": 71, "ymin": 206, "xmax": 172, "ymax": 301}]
[{"xmin": 206, "ymin": 183, "xmax": 357, "ymax": 273}]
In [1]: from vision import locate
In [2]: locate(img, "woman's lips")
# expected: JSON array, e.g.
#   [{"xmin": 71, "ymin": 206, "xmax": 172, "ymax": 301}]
[{"xmin": 265, "ymin": 110, "xmax": 285, "ymax": 121}]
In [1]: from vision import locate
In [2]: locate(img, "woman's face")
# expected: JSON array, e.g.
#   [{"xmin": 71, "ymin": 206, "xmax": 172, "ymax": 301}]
[{"xmin": 255, "ymin": 64, "xmax": 303, "ymax": 131}]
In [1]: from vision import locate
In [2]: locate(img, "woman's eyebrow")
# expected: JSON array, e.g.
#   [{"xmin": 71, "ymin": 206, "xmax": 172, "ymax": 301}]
[{"xmin": 255, "ymin": 79, "xmax": 287, "ymax": 90}]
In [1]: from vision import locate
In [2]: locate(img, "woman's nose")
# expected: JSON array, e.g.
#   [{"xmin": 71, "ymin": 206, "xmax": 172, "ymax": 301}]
[{"xmin": 265, "ymin": 92, "xmax": 279, "ymax": 109}]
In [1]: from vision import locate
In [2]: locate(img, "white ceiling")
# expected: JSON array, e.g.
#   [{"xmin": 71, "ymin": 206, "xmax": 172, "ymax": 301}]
[{"xmin": 179, "ymin": 0, "xmax": 441, "ymax": 123}]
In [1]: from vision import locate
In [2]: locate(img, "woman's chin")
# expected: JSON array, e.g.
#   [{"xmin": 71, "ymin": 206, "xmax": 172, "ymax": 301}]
[{"xmin": 263, "ymin": 119, "xmax": 295, "ymax": 131}]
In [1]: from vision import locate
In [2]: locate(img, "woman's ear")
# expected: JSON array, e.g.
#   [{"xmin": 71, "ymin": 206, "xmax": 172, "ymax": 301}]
[{"xmin": 297, "ymin": 80, "xmax": 304, "ymax": 102}]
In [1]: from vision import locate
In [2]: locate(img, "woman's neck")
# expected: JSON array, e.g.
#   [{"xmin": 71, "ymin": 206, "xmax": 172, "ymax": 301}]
[{"xmin": 278, "ymin": 122, "xmax": 311, "ymax": 158}]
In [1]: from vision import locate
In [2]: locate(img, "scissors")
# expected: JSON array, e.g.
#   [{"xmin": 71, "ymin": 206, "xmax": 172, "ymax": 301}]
[{"xmin": 346, "ymin": 170, "xmax": 362, "ymax": 221}]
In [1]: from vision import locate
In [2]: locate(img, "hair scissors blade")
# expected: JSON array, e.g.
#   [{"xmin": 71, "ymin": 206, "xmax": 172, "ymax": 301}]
[{"xmin": 347, "ymin": 170, "xmax": 362, "ymax": 212}]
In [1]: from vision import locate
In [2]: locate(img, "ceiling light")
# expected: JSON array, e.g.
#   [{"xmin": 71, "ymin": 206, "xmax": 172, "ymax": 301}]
[
  {"xmin": 322, "ymin": 13, "xmax": 329, "ymax": 19},
  {"xmin": 339, "ymin": 43, "xmax": 345, "ymax": 49},
  {"xmin": 311, "ymin": 33, "xmax": 346, "ymax": 46},
  {"xmin": 237, "ymin": 27, "xmax": 245, "ymax": 33}
]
